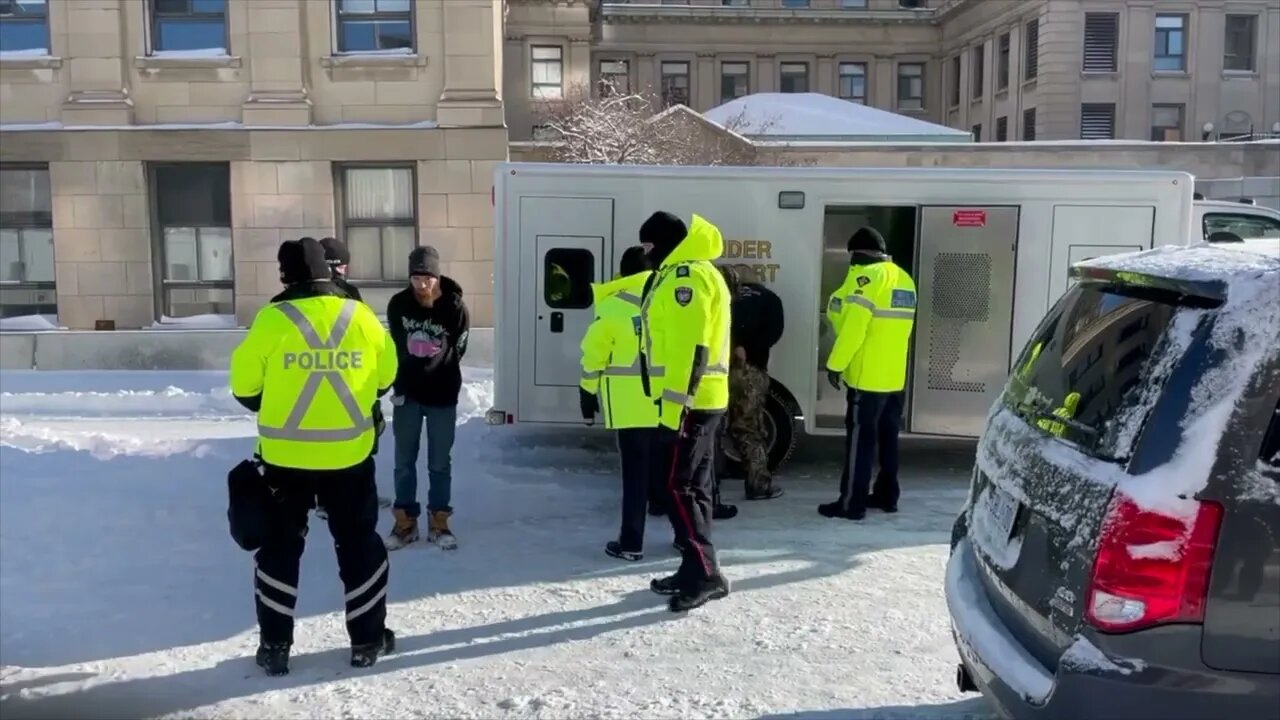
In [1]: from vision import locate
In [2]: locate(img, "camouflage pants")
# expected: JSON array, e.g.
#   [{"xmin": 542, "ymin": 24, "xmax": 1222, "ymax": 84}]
[{"xmin": 727, "ymin": 358, "xmax": 772, "ymax": 494}]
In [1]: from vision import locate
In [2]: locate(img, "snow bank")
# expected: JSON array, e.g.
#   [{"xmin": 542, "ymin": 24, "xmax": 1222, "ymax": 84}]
[
  {"xmin": 149, "ymin": 314, "xmax": 239, "ymax": 330},
  {"xmin": 0, "ymin": 385, "xmax": 246, "ymax": 418},
  {"xmin": 0, "ymin": 417, "xmax": 215, "ymax": 460},
  {"xmin": 0, "ymin": 314, "xmax": 61, "ymax": 332}
]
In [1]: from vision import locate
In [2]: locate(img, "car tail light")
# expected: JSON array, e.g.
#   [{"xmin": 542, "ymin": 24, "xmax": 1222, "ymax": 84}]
[{"xmin": 1086, "ymin": 491, "xmax": 1223, "ymax": 633}]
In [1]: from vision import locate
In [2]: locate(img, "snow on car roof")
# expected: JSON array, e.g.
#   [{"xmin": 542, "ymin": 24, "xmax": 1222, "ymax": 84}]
[{"xmin": 1074, "ymin": 241, "xmax": 1280, "ymax": 286}]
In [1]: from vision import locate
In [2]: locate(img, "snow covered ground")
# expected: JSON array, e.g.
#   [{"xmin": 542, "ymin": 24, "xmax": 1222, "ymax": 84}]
[{"xmin": 0, "ymin": 368, "xmax": 992, "ymax": 720}]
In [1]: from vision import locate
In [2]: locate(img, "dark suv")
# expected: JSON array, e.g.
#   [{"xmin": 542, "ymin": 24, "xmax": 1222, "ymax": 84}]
[{"xmin": 946, "ymin": 241, "xmax": 1280, "ymax": 720}]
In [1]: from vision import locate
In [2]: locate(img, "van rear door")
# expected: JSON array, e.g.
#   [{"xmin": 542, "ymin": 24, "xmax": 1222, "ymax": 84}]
[{"xmin": 970, "ymin": 282, "xmax": 1211, "ymax": 670}]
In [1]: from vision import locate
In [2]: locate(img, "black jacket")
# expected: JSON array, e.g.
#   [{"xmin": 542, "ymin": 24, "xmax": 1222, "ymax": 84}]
[
  {"xmin": 732, "ymin": 282, "xmax": 784, "ymax": 370},
  {"xmin": 387, "ymin": 277, "xmax": 469, "ymax": 407},
  {"xmin": 332, "ymin": 275, "xmax": 362, "ymax": 302}
]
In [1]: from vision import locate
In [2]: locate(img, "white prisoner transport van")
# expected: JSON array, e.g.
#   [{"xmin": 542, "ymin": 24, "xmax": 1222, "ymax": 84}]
[{"xmin": 486, "ymin": 162, "xmax": 1195, "ymax": 470}]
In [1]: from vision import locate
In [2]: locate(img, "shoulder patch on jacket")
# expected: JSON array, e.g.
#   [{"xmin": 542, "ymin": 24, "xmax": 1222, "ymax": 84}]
[
  {"xmin": 676, "ymin": 265, "xmax": 690, "ymax": 278},
  {"xmin": 828, "ymin": 296, "xmax": 842, "ymax": 312},
  {"xmin": 890, "ymin": 289, "xmax": 917, "ymax": 309},
  {"xmin": 674, "ymin": 286, "xmax": 693, "ymax": 306},
  {"xmin": 855, "ymin": 275, "xmax": 871, "ymax": 288}
]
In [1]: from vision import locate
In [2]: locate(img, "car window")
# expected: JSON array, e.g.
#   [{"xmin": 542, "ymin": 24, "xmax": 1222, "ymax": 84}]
[
  {"xmin": 1003, "ymin": 285, "xmax": 1203, "ymax": 461},
  {"xmin": 1259, "ymin": 401, "xmax": 1280, "ymax": 483},
  {"xmin": 1204, "ymin": 212, "xmax": 1280, "ymax": 240}
]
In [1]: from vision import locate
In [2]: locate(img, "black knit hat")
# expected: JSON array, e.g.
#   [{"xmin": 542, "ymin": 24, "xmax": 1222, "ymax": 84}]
[
  {"xmin": 409, "ymin": 245, "xmax": 441, "ymax": 277},
  {"xmin": 639, "ymin": 211, "xmax": 687, "ymax": 256},
  {"xmin": 278, "ymin": 237, "xmax": 332, "ymax": 285},
  {"xmin": 619, "ymin": 245, "xmax": 649, "ymax": 276},
  {"xmin": 848, "ymin": 227, "xmax": 887, "ymax": 254},
  {"xmin": 319, "ymin": 237, "xmax": 350, "ymax": 267}
]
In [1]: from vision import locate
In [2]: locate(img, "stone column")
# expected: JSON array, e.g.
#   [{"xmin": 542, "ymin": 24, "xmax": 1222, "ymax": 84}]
[
  {"xmin": 241, "ymin": 0, "xmax": 311, "ymax": 126},
  {"xmin": 816, "ymin": 55, "xmax": 836, "ymax": 97},
  {"xmin": 757, "ymin": 55, "xmax": 777, "ymax": 93},
  {"xmin": 636, "ymin": 52, "xmax": 657, "ymax": 97},
  {"xmin": 695, "ymin": 53, "xmax": 716, "ymax": 111},
  {"xmin": 436, "ymin": 0, "xmax": 504, "ymax": 127},
  {"xmin": 61, "ymin": 0, "xmax": 133, "ymax": 125},
  {"xmin": 568, "ymin": 37, "xmax": 592, "ymax": 92}
]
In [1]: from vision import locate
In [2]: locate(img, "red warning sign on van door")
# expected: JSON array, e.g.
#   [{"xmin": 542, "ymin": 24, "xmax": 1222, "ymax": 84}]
[{"xmin": 952, "ymin": 209, "xmax": 987, "ymax": 227}]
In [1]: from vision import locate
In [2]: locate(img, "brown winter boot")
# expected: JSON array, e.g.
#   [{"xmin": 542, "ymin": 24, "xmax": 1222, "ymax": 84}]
[
  {"xmin": 427, "ymin": 510, "xmax": 457, "ymax": 550},
  {"xmin": 384, "ymin": 508, "xmax": 419, "ymax": 551}
]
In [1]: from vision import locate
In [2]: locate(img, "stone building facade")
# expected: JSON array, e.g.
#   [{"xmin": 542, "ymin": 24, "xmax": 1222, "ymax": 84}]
[{"xmin": 0, "ymin": 0, "xmax": 506, "ymax": 328}]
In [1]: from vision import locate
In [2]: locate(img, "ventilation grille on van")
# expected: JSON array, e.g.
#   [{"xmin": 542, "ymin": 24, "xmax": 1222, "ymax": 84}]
[{"xmin": 927, "ymin": 252, "xmax": 993, "ymax": 394}]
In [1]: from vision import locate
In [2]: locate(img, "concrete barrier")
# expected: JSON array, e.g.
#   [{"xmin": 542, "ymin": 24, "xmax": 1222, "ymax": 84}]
[{"xmin": 0, "ymin": 327, "xmax": 495, "ymax": 371}]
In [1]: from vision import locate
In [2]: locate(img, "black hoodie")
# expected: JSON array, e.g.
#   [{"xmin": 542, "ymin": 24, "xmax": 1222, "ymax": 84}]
[{"xmin": 386, "ymin": 276, "xmax": 469, "ymax": 407}]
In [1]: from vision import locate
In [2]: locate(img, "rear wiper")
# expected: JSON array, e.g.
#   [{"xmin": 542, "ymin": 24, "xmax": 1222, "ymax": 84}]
[{"xmin": 1016, "ymin": 404, "xmax": 1099, "ymax": 438}]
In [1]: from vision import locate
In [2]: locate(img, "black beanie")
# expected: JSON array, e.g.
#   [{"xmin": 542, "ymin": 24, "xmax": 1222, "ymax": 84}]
[
  {"xmin": 639, "ymin": 211, "xmax": 687, "ymax": 257},
  {"xmin": 619, "ymin": 245, "xmax": 649, "ymax": 276},
  {"xmin": 848, "ymin": 227, "xmax": 887, "ymax": 254},
  {"xmin": 278, "ymin": 237, "xmax": 332, "ymax": 285},
  {"xmin": 409, "ymin": 245, "xmax": 441, "ymax": 277},
  {"xmin": 319, "ymin": 237, "xmax": 350, "ymax": 267}
]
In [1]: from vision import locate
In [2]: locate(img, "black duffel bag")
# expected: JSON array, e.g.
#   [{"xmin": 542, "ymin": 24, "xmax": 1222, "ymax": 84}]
[{"xmin": 227, "ymin": 457, "xmax": 271, "ymax": 552}]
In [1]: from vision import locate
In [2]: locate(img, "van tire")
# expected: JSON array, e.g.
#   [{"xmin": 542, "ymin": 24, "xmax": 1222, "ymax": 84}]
[{"xmin": 719, "ymin": 385, "xmax": 798, "ymax": 479}]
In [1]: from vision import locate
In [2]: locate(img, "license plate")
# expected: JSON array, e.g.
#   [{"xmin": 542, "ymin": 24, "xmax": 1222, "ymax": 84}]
[{"xmin": 984, "ymin": 486, "xmax": 1020, "ymax": 541}]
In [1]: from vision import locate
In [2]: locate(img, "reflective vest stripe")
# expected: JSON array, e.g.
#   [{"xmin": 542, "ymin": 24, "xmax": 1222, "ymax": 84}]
[
  {"xmin": 258, "ymin": 300, "xmax": 373, "ymax": 442},
  {"xmin": 616, "ymin": 291, "xmax": 643, "ymax": 305},
  {"xmin": 844, "ymin": 293, "xmax": 915, "ymax": 320}
]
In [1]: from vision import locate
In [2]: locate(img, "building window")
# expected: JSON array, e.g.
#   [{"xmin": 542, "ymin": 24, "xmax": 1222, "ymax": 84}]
[
  {"xmin": 1154, "ymin": 14, "xmax": 1187, "ymax": 72},
  {"xmin": 1023, "ymin": 17, "xmax": 1039, "ymax": 80},
  {"xmin": 841, "ymin": 0, "xmax": 868, "ymax": 7},
  {"xmin": 531, "ymin": 46, "xmax": 564, "ymax": 100},
  {"xmin": 532, "ymin": 124, "xmax": 558, "ymax": 141},
  {"xmin": 971, "ymin": 44, "xmax": 984, "ymax": 100},
  {"xmin": 0, "ymin": 0, "xmax": 49, "ymax": 53},
  {"xmin": 781, "ymin": 0, "xmax": 810, "ymax": 7},
  {"xmin": 897, "ymin": 63, "xmax": 924, "ymax": 110},
  {"xmin": 721, "ymin": 0, "xmax": 749, "ymax": 6},
  {"xmin": 995, "ymin": 116, "xmax": 1008, "ymax": 142},
  {"xmin": 1083, "ymin": 13, "xmax": 1119, "ymax": 73},
  {"xmin": 1080, "ymin": 103, "xmax": 1116, "ymax": 140},
  {"xmin": 661, "ymin": 61, "xmax": 690, "ymax": 107},
  {"xmin": 335, "ymin": 0, "xmax": 412, "ymax": 54},
  {"xmin": 949, "ymin": 55, "xmax": 961, "ymax": 107},
  {"xmin": 780, "ymin": 62, "xmax": 809, "ymax": 93},
  {"xmin": 0, "ymin": 167, "xmax": 55, "ymax": 319},
  {"xmin": 971, "ymin": 123, "xmax": 982, "ymax": 142},
  {"xmin": 599, "ymin": 59, "xmax": 630, "ymax": 96},
  {"xmin": 1224, "ymin": 15, "xmax": 1257, "ymax": 73},
  {"xmin": 1150, "ymin": 104, "xmax": 1184, "ymax": 141},
  {"xmin": 838, "ymin": 62, "xmax": 866, "ymax": 103},
  {"xmin": 1023, "ymin": 107, "xmax": 1036, "ymax": 141},
  {"xmin": 149, "ymin": 0, "xmax": 228, "ymax": 54},
  {"xmin": 543, "ymin": 248, "xmax": 595, "ymax": 309},
  {"xmin": 997, "ymin": 32, "xmax": 1010, "ymax": 91},
  {"xmin": 151, "ymin": 163, "xmax": 233, "ymax": 318},
  {"xmin": 899, "ymin": 0, "xmax": 924, "ymax": 7},
  {"xmin": 720, "ymin": 62, "xmax": 749, "ymax": 103},
  {"xmin": 338, "ymin": 166, "xmax": 416, "ymax": 283}
]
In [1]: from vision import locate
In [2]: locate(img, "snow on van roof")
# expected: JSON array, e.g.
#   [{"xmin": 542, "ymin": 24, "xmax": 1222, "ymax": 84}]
[{"xmin": 703, "ymin": 93, "xmax": 973, "ymax": 142}]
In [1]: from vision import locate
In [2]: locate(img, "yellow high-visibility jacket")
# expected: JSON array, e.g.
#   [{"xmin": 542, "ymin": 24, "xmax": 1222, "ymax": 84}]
[
  {"xmin": 230, "ymin": 296, "xmax": 397, "ymax": 470},
  {"xmin": 641, "ymin": 214, "xmax": 732, "ymax": 430},
  {"xmin": 825, "ymin": 260, "xmax": 917, "ymax": 393},
  {"xmin": 579, "ymin": 270, "xmax": 658, "ymax": 429}
]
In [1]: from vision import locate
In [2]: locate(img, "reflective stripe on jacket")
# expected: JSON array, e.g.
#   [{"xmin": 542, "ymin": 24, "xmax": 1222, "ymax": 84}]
[
  {"xmin": 230, "ymin": 296, "xmax": 397, "ymax": 470},
  {"xmin": 824, "ymin": 260, "xmax": 917, "ymax": 393},
  {"xmin": 641, "ymin": 214, "xmax": 732, "ymax": 430},
  {"xmin": 579, "ymin": 270, "xmax": 658, "ymax": 429}
]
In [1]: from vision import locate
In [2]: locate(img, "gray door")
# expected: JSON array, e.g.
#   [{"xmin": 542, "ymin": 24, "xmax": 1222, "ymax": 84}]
[{"xmin": 910, "ymin": 206, "xmax": 1018, "ymax": 437}]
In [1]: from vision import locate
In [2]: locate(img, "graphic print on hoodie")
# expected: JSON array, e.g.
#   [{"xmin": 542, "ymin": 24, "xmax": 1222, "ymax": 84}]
[{"xmin": 386, "ymin": 276, "xmax": 470, "ymax": 407}]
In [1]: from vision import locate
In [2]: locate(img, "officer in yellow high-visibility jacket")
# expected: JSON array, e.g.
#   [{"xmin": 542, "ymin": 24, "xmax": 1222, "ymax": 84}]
[
  {"xmin": 638, "ymin": 211, "xmax": 732, "ymax": 613},
  {"xmin": 820, "ymin": 227, "xmax": 917, "ymax": 522},
  {"xmin": 229, "ymin": 237, "xmax": 398, "ymax": 677},
  {"xmin": 578, "ymin": 246, "xmax": 662, "ymax": 563}
]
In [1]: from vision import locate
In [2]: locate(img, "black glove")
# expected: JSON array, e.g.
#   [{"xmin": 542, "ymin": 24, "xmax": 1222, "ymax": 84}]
[
  {"xmin": 579, "ymin": 387, "xmax": 599, "ymax": 420},
  {"xmin": 827, "ymin": 370, "xmax": 844, "ymax": 391},
  {"xmin": 372, "ymin": 403, "xmax": 386, "ymax": 437}
]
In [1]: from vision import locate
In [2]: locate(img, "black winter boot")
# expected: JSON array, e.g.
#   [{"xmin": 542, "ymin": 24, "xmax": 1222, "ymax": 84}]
[
  {"xmin": 351, "ymin": 628, "xmax": 396, "ymax": 668},
  {"xmin": 669, "ymin": 574, "xmax": 731, "ymax": 612},
  {"xmin": 256, "ymin": 641, "xmax": 291, "ymax": 676}
]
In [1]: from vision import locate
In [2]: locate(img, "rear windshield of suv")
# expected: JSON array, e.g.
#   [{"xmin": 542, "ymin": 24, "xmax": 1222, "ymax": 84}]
[{"xmin": 1003, "ymin": 284, "xmax": 1204, "ymax": 461}]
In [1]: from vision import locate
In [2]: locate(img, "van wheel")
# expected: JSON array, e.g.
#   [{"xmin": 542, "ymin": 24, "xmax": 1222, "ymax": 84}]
[{"xmin": 719, "ymin": 386, "xmax": 798, "ymax": 479}]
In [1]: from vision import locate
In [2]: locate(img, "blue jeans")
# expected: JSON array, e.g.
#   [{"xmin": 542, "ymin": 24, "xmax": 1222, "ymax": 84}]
[{"xmin": 392, "ymin": 398, "xmax": 457, "ymax": 518}]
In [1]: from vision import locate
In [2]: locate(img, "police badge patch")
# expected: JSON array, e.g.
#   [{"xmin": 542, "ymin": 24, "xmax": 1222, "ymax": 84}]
[
  {"xmin": 856, "ymin": 275, "xmax": 871, "ymax": 288},
  {"xmin": 675, "ymin": 286, "xmax": 693, "ymax": 306}
]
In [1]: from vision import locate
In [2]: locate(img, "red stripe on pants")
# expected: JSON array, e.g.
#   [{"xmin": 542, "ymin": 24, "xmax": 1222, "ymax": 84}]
[{"xmin": 666, "ymin": 415, "xmax": 711, "ymax": 576}]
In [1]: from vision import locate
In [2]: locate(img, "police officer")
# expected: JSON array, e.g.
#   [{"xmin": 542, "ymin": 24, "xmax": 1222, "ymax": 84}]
[
  {"xmin": 579, "ymin": 246, "xmax": 661, "ymax": 562},
  {"xmin": 230, "ymin": 237, "xmax": 398, "ymax": 676},
  {"xmin": 639, "ymin": 211, "xmax": 733, "ymax": 612},
  {"xmin": 319, "ymin": 236, "xmax": 363, "ymax": 302},
  {"xmin": 820, "ymin": 227, "xmax": 917, "ymax": 521}
]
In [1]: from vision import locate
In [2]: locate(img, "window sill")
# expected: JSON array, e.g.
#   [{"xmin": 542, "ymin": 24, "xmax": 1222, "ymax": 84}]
[
  {"xmin": 1222, "ymin": 70, "xmax": 1258, "ymax": 79},
  {"xmin": 321, "ymin": 53, "xmax": 426, "ymax": 69},
  {"xmin": 1021, "ymin": 77, "xmax": 1038, "ymax": 90},
  {"xmin": 0, "ymin": 55, "xmax": 62, "ymax": 70},
  {"xmin": 896, "ymin": 106, "xmax": 926, "ymax": 114},
  {"xmin": 1151, "ymin": 70, "xmax": 1189, "ymax": 79},
  {"xmin": 1081, "ymin": 71, "xmax": 1119, "ymax": 79},
  {"xmin": 135, "ymin": 54, "xmax": 242, "ymax": 70},
  {"xmin": 995, "ymin": 87, "xmax": 1009, "ymax": 99}
]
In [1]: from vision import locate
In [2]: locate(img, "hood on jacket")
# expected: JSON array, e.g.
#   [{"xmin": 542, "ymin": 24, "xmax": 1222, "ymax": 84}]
[
  {"xmin": 659, "ymin": 214, "xmax": 724, "ymax": 268},
  {"xmin": 591, "ymin": 269, "xmax": 651, "ymax": 306}
]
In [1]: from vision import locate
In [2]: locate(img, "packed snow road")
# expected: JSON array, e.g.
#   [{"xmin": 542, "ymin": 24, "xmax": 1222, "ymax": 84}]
[{"xmin": 0, "ymin": 369, "xmax": 993, "ymax": 720}]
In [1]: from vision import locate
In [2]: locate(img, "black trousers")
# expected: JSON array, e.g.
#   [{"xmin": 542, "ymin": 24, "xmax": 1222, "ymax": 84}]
[
  {"xmin": 254, "ymin": 457, "xmax": 389, "ymax": 647},
  {"xmin": 660, "ymin": 410, "xmax": 724, "ymax": 588},
  {"xmin": 839, "ymin": 389, "xmax": 904, "ymax": 513},
  {"xmin": 617, "ymin": 427, "xmax": 660, "ymax": 552}
]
